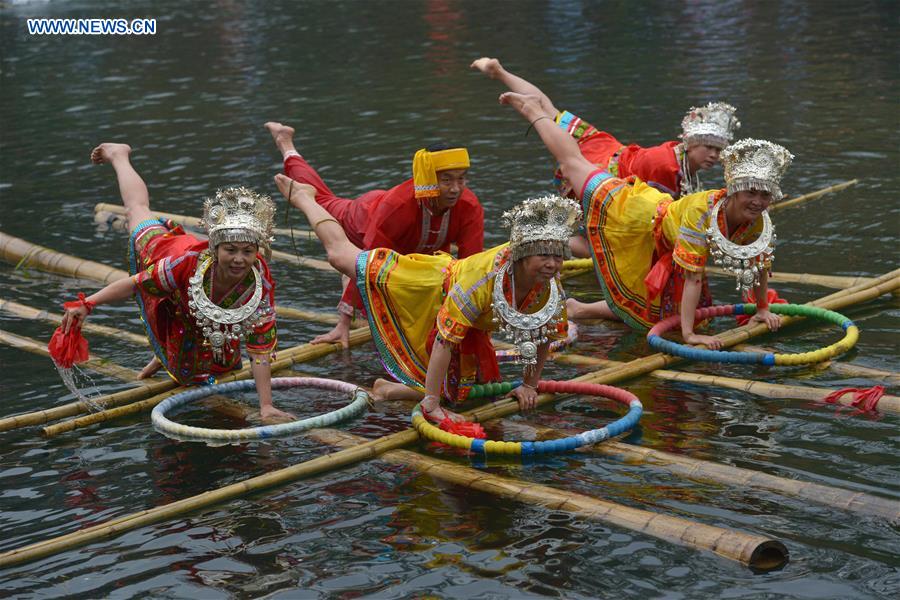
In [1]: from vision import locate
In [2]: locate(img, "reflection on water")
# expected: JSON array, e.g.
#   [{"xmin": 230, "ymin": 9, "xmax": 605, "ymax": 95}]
[{"xmin": 1, "ymin": 0, "xmax": 899, "ymax": 598}]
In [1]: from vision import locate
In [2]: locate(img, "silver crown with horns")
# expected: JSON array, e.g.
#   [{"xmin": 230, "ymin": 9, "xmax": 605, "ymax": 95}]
[
  {"xmin": 200, "ymin": 187, "xmax": 276, "ymax": 253},
  {"xmin": 722, "ymin": 138, "xmax": 793, "ymax": 201},
  {"xmin": 680, "ymin": 102, "xmax": 740, "ymax": 148},
  {"xmin": 503, "ymin": 195, "xmax": 582, "ymax": 262}
]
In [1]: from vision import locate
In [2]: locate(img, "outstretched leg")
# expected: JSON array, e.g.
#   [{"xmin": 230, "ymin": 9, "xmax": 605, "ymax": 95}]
[
  {"xmin": 265, "ymin": 121, "xmax": 298, "ymax": 158},
  {"xmin": 471, "ymin": 57, "xmax": 559, "ymax": 119},
  {"xmin": 91, "ymin": 143, "xmax": 153, "ymax": 232},
  {"xmin": 566, "ymin": 297, "xmax": 620, "ymax": 321},
  {"xmin": 274, "ymin": 174, "xmax": 361, "ymax": 278}
]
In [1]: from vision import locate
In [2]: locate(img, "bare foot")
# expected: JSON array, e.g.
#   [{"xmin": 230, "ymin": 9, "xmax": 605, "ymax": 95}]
[
  {"xmin": 91, "ymin": 142, "xmax": 131, "ymax": 165},
  {"xmin": 260, "ymin": 405, "xmax": 296, "ymax": 423},
  {"xmin": 566, "ymin": 298, "xmax": 618, "ymax": 321},
  {"xmin": 137, "ymin": 356, "xmax": 162, "ymax": 379},
  {"xmin": 371, "ymin": 378, "xmax": 423, "ymax": 402},
  {"xmin": 310, "ymin": 321, "xmax": 351, "ymax": 349},
  {"xmin": 273, "ymin": 173, "xmax": 316, "ymax": 208},
  {"xmin": 420, "ymin": 396, "xmax": 465, "ymax": 424},
  {"xmin": 470, "ymin": 57, "xmax": 503, "ymax": 78},
  {"xmin": 498, "ymin": 91, "xmax": 544, "ymax": 120},
  {"xmin": 264, "ymin": 121, "xmax": 297, "ymax": 157}
]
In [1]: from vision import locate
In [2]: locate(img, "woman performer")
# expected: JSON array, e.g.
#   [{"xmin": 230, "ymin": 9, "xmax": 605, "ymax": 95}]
[
  {"xmin": 471, "ymin": 57, "xmax": 739, "ymax": 199},
  {"xmin": 60, "ymin": 143, "xmax": 293, "ymax": 421},
  {"xmin": 266, "ymin": 122, "xmax": 484, "ymax": 349},
  {"xmin": 498, "ymin": 93, "xmax": 790, "ymax": 349},
  {"xmin": 273, "ymin": 172, "xmax": 579, "ymax": 425}
]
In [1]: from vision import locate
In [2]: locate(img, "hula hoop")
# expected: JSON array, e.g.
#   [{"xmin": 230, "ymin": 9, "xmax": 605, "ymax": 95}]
[
  {"xmin": 411, "ymin": 380, "xmax": 642, "ymax": 456},
  {"xmin": 647, "ymin": 303, "xmax": 859, "ymax": 366},
  {"xmin": 151, "ymin": 377, "xmax": 369, "ymax": 442},
  {"xmin": 495, "ymin": 321, "xmax": 578, "ymax": 362}
]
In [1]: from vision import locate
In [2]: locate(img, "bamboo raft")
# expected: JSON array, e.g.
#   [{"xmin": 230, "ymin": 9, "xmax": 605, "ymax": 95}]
[{"xmin": 1, "ymin": 190, "xmax": 897, "ymax": 572}]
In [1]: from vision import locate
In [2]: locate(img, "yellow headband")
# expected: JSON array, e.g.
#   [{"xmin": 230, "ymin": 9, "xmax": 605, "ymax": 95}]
[{"xmin": 412, "ymin": 148, "xmax": 470, "ymax": 200}]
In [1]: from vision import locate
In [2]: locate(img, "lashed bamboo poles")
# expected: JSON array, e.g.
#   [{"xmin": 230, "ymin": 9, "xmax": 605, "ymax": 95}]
[
  {"xmin": 556, "ymin": 354, "xmax": 900, "ymax": 415},
  {"xmin": 310, "ymin": 429, "xmax": 789, "ymax": 571},
  {"xmin": 94, "ymin": 202, "xmax": 311, "ymax": 238},
  {"xmin": 40, "ymin": 327, "xmax": 373, "ymax": 437},
  {"xmin": 0, "ymin": 329, "xmax": 140, "ymax": 382},
  {"xmin": 0, "ymin": 418, "xmax": 787, "ymax": 571},
  {"xmin": 513, "ymin": 422, "xmax": 899, "ymax": 521},
  {"xmin": 0, "ymin": 298, "xmax": 148, "ymax": 346},
  {"xmin": 0, "ymin": 230, "xmax": 331, "ymax": 321},
  {"xmin": 561, "ymin": 259, "xmax": 878, "ymax": 290},
  {"xmin": 770, "ymin": 179, "xmax": 858, "ymax": 212},
  {"xmin": 467, "ymin": 268, "xmax": 900, "ymax": 425},
  {"xmin": 4, "ymin": 269, "xmax": 892, "ymax": 570}
]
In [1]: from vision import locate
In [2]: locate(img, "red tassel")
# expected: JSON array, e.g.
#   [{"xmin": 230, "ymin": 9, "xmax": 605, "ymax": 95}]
[
  {"xmin": 823, "ymin": 386, "xmax": 885, "ymax": 413},
  {"xmin": 437, "ymin": 418, "xmax": 486, "ymax": 439}
]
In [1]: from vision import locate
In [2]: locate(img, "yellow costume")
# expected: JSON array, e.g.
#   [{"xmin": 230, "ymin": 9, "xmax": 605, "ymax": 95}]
[
  {"xmin": 582, "ymin": 170, "xmax": 763, "ymax": 329},
  {"xmin": 356, "ymin": 243, "xmax": 567, "ymax": 401}
]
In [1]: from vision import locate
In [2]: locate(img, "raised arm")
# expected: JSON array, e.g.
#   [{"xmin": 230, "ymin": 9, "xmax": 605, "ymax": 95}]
[
  {"xmin": 471, "ymin": 57, "xmax": 559, "ymax": 118},
  {"xmin": 499, "ymin": 92, "xmax": 596, "ymax": 195}
]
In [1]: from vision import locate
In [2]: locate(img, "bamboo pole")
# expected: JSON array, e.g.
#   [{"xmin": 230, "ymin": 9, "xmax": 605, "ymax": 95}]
[
  {"xmin": 94, "ymin": 202, "xmax": 312, "ymax": 239},
  {"xmin": 0, "ymin": 329, "xmax": 140, "ymax": 382},
  {"xmin": 561, "ymin": 259, "xmax": 879, "ymax": 291},
  {"xmin": 40, "ymin": 327, "xmax": 373, "ymax": 437},
  {"xmin": 94, "ymin": 205, "xmax": 333, "ymax": 271},
  {"xmin": 310, "ymin": 429, "xmax": 788, "ymax": 571},
  {"xmin": 6, "ymin": 267, "xmax": 892, "ymax": 570},
  {"xmin": 770, "ymin": 179, "xmax": 859, "ymax": 212},
  {"xmin": 0, "ymin": 230, "xmax": 339, "ymax": 322},
  {"xmin": 0, "ymin": 298, "xmax": 148, "ymax": 346},
  {"xmin": 556, "ymin": 354, "xmax": 900, "ymax": 415},
  {"xmin": 512, "ymin": 422, "xmax": 899, "ymax": 521}
]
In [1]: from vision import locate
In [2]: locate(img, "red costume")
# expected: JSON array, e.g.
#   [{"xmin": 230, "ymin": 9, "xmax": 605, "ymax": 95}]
[
  {"xmin": 283, "ymin": 154, "xmax": 485, "ymax": 314},
  {"xmin": 129, "ymin": 221, "xmax": 277, "ymax": 385},
  {"xmin": 556, "ymin": 111, "xmax": 683, "ymax": 198}
]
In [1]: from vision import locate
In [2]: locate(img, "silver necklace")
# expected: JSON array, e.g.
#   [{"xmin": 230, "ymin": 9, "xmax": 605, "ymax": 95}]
[
  {"xmin": 491, "ymin": 262, "xmax": 563, "ymax": 370},
  {"xmin": 677, "ymin": 144, "xmax": 701, "ymax": 197},
  {"xmin": 188, "ymin": 256, "xmax": 264, "ymax": 363},
  {"xmin": 706, "ymin": 198, "xmax": 776, "ymax": 293}
]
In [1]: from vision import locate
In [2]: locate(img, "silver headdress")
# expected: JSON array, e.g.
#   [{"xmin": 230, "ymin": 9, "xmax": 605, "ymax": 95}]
[
  {"xmin": 503, "ymin": 195, "xmax": 582, "ymax": 262},
  {"xmin": 680, "ymin": 102, "xmax": 740, "ymax": 149},
  {"xmin": 200, "ymin": 187, "xmax": 276, "ymax": 252},
  {"xmin": 721, "ymin": 138, "xmax": 793, "ymax": 201}
]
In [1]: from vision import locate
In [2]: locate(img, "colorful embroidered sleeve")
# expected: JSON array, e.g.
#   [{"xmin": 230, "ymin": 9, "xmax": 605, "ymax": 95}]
[
  {"xmin": 132, "ymin": 253, "xmax": 194, "ymax": 298},
  {"xmin": 436, "ymin": 267, "xmax": 494, "ymax": 345},
  {"xmin": 672, "ymin": 198, "xmax": 713, "ymax": 273},
  {"xmin": 246, "ymin": 260, "xmax": 277, "ymax": 355}
]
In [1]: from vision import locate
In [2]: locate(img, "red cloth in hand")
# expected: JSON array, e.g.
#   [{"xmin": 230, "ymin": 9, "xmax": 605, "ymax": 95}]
[
  {"xmin": 49, "ymin": 293, "xmax": 94, "ymax": 368},
  {"xmin": 48, "ymin": 325, "xmax": 89, "ymax": 368},
  {"xmin": 737, "ymin": 288, "xmax": 787, "ymax": 325}
]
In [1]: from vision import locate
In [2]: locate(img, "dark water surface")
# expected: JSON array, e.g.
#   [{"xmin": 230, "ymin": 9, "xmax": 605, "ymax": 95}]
[{"xmin": 1, "ymin": 1, "xmax": 898, "ymax": 598}]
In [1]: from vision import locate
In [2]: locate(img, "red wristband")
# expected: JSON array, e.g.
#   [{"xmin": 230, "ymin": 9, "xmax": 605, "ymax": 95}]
[{"xmin": 63, "ymin": 292, "xmax": 96, "ymax": 314}]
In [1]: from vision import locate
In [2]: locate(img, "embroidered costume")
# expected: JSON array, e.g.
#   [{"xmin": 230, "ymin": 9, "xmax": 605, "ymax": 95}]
[
  {"xmin": 555, "ymin": 102, "xmax": 740, "ymax": 198},
  {"xmin": 283, "ymin": 148, "xmax": 484, "ymax": 316},
  {"xmin": 357, "ymin": 243, "xmax": 567, "ymax": 403},
  {"xmin": 128, "ymin": 221, "xmax": 277, "ymax": 385},
  {"xmin": 580, "ymin": 137, "xmax": 791, "ymax": 330}
]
